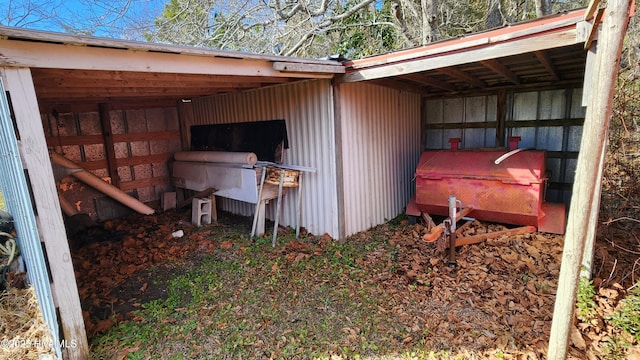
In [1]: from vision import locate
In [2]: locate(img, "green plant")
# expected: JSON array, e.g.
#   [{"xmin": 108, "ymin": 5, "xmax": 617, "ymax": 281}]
[
  {"xmin": 610, "ymin": 284, "xmax": 640, "ymax": 341},
  {"xmin": 602, "ymin": 335, "xmax": 630, "ymax": 360},
  {"xmin": 576, "ymin": 277, "xmax": 597, "ymax": 322}
]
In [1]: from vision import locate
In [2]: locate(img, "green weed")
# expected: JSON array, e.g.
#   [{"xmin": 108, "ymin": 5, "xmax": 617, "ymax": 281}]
[{"xmin": 576, "ymin": 277, "xmax": 597, "ymax": 322}]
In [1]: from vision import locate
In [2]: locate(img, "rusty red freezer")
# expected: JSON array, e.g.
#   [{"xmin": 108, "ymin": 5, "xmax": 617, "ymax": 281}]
[{"xmin": 410, "ymin": 150, "xmax": 566, "ymax": 234}]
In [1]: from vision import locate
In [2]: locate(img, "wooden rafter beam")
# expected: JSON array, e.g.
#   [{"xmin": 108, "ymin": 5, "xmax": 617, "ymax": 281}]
[
  {"xmin": 30, "ymin": 68, "xmax": 292, "ymax": 84},
  {"xmin": 438, "ymin": 67, "xmax": 487, "ymax": 88},
  {"xmin": 35, "ymin": 87, "xmax": 237, "ymax": 99},
  {"xmin": 368, "ymin": 78, "xmax": 426, "ymax": 94},
  {"xmin": 404, "ymin": 74, "xmax": 457, "ymax": 92},
  {"xmin": 585, "ymin": 7, "xmax": 606, "ymax": 49},
  {"xmin": 534, "ymin": 50, "xmax": 561, "ymax": 81},
  {"xmin": 0, "ymin": 39, "xmax": 335, "ymax": 79},
  {"xmin": 480, "ymin": 59, "xmax": 521, "ymax": 85},
  {"xmin": 341, "ymin": 29, "xmax": 578, "ymax": 83}
]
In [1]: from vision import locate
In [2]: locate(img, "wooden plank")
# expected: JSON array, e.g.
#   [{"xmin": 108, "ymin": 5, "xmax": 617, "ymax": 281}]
[
  {"xmin": 119, "ymin": 176, "xmax": 169, "ymax": 191},
  {"xmin": 176, "ymin": 188, "xmax": 214, "ymax": 209},
  {"xmin": 548, "ymin": 0, "xmax": 633, "ymax": 358},
  {"xmin": 438, "ymin": 67, "xmax": 487, "ymax": 88},
  {"xmin": 31, "ymin": 68, "xmax": 293, "ymax": 84},
  {"xmin": 64, "ymin": 153, "xmax": 172, "ymax": 171},
  {"xmin": 345, "ymin": 9, "xmax": 584, "ymax": 70},
  {"xmin": 273, "ymin": 61, "xmax": 345, "ymax": 74},
  {"xmin": 585, "ymin": 8, "xmax": 606, "ymax": 49},
  {"xmin": 113, "ymin": 131, "xmax": 180, "ymax": 143},
  {"xmin": 340, "ymin": 29, "xmax": 579, "ymax": 83},
  {"xmin": 3, "ymin": 67, "xmax": 89, "ymax": 359},
  {"xmin": 496, "ymin": 90, "xmax": 506, "ymax": 147},
  {"xmin": 177, "ymin": 100, "xmax": 193, "ymax": 151},
  {"xmin": 480, "ymin": 59, "xmax": 521, "ymax": 84},
  {"xmin": 404, "ymin": 74, "xmax": 457, "ymax": 92},
  {"xmin": 534, "ymin": 50, "xmax": 561, "ymax": 81},
  {"xmin": 0, "ymin": 39, "xmax": 335, "ymax": 80},
  {"xmin": 46, "ymin": 134, "xmax": 103, "ymax": 147},
  {"xmin": 99, "ymin": 103, "xmax": 120, "ymax": 187},
  {"xmin": 46, "ymin": 131, "xmax": 180, "ymax": 146},
  {"xmin": 0, "ymin": 26, "xmax": 342, "ymax": 66},
  {"xmin": 584, "ymin": 0, "xmax": 602, "ymax": 20}
]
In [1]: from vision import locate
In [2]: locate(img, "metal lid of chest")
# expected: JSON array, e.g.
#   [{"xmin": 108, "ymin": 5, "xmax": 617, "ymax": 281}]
[{"xmin": 415, "ymin": 150, "xmax": 547, "ymax": 185}]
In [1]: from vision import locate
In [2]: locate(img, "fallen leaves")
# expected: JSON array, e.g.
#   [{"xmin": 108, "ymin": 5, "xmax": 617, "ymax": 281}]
[{"xmin": 72, "ymin": 209, "xmax": 221, "ymax": 335}]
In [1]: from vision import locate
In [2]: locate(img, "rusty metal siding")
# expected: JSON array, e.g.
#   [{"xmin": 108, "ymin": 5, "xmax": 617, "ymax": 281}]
[
  {"xmin": 190, "ymin": 80, "xmax": 339, "ymax": 238},
  {"xmin": 338, "ymin": 83, "xmax": 421, "ymax": 237}
]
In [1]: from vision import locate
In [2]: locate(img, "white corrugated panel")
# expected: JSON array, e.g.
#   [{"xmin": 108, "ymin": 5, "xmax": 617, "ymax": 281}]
[
  {"xmin": 338, "ymin": 83, "xmax": 421, "ymax": 237},
  {"xmin": 508, "ymin": 88, "xmax": 585, "ymax": 204},
  {"xmin": 425, "ymin": 95, "xmax": 497, "ymax": 149},
  {"xmin": 0, "ymin": 79, "xmax": 62, "ymax": 359},
  {"xmin": 189, "ymin": 80, "xmax": 339, "ymax": 238}
]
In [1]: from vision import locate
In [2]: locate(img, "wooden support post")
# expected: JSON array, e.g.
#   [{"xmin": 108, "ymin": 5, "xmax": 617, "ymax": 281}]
[
  {"xmin": 496, "ymin": 90, "xmax": 507, "ymax": 147},
  {"xmin": 99, "ymin": 103, "xmax": 120, "ymax": 188},
  {"xmin": 3, "ymin": 67, "xmax": 89, "ymax": 359},
  {"xmin": 582, "ymin": 138, "xmax": 607, "ymax": 279},
  {"xmin": 547, "ymin": 1, "xmax": 632, "ymax": 358}
]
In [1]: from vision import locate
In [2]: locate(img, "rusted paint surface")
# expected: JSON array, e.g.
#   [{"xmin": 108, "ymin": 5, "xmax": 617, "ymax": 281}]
[{"xmin": 415, "ymin": 150, "xmax": 565, "ymax": 233}]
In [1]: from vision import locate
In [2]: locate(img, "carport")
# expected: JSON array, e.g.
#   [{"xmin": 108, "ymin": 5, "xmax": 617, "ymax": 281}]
[{"xmin": 0, "ymin": 0, "xmax": 633, "ymax": 358}]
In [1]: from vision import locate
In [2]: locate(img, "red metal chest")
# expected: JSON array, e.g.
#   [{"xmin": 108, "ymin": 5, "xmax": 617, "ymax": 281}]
[{"xmin": 412, "ymin": 149, "xmax": 565, "ymax": 234}]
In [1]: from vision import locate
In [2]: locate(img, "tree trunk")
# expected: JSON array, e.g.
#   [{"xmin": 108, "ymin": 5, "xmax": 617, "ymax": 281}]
[
  {"xmin": 421, "ymin": 0, "xmax": 438, "ymax": 44},
  {"xmin": 486, "ymin": 0, "xmax": 503, "ymax": 29},
  {"xmin": 535, "ymin": 0, "xmax": 551, "ymax": 17}
]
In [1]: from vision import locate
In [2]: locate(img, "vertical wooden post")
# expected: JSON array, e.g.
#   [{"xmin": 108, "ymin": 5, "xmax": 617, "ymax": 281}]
[
  {"xmin": 582, "ymin": 138, "xmax": 607, "ymax": 279},
  {"xmin": 99, "ymin": 103, "xmax": 120, "ymax": 188},
  {"xmin": 496, "ymin": 90, "xmax": 507, "ymax": 147},
  {"xmin": 547, "ymin": 1, "xmax": 632, "ymax": 358},
  {"xmin": 3, "ymin": 67, "xmax": 89, "ymax": 359}
]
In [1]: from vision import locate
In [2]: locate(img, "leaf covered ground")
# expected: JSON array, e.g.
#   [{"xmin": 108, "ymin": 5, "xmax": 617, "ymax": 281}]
[{"xmin": 63, "ymin": 208, "xmax": 634, "ymax": 359}]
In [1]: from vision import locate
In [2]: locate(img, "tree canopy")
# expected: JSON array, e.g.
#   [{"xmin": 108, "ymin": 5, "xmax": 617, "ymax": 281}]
[{"xmin": 0, "ymin": 0, "xmax": 594, "ymax": 59}]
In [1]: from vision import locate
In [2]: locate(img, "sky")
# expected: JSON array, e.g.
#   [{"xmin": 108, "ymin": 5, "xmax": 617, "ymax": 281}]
[{"xmin": 0, "ymin": 0, "xmax": 166, "ymax": 39}]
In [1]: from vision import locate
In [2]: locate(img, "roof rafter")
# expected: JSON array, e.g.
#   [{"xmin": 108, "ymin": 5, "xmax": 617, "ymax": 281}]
[{"xmin": 480, "ymin": 59, "xmax": 521, "ymax": 85}]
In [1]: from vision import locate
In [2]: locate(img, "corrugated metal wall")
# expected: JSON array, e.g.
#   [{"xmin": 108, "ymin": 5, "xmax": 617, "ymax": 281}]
[
  {"xmin": 189, "ymin": 79, "xmax": 340, "ymax": 238},
  {"xmin": 507, "ymin": 88, "xmax": 585, "ymax": 204},
  {"xmin": 0, "ymin": 79, "xmax": 62, "ymax": 359},
  {"xmin": 425, "ymin": 95, "xmax": 498, "ymax": 149},
  {"xmin": 423, "ymin": 88, "xmax": 585, "ymax": 206},
  {"xmin": 338, "ymin": 82, "xmax": 422, "ymax": 237}
]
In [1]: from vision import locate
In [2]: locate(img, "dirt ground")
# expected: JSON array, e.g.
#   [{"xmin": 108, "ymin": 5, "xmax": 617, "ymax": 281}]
[{"xmin": 65, "ymin": 206, "xmax": 640, "ymax": 359}]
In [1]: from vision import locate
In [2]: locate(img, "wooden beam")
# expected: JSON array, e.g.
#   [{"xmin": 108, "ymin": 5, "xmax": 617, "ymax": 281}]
[
  {"xmin": 3, "ymin": 67, "xmax": 89, "ymax": 359},
  {"xmin": 585, "ymin": 7, "xmax": 606, "ymax": 49},
  {"xmin": 439, "ymin": 67, "xmax": 487, "ymax": 88},
  {"xmin": 548, "ymin": 0, "xmax": 633, "ymax": 358},
  {"xmin": 0, "ymin": 25, "xmax": 340, "ymax": 66},
  {"xmin": 480, "ymin": 59, "xmax": 521, "ymax": 85},
  {"xmin": 340, "ymin": 29, "xmax": 579, "ymax": 83},
  {"xmin": 119, "ymin": 176, "xmax": 169, "ymax": 191},
  {"xmin": 534, "ymin": 50, "xmax": 561, "ymax": 81},
  {"xmin": 496, "ymin": 90, "xmax": 506, "ymax": 147},
  {"xmin": 46, "ymin": 131, "xmax": 180, "ymax": 147},
  {"xmin": 99, "ymin": 103, "xmax": 120, "ymax": 187},
  {"xmin": 0, "ymin": 39, "xmax": 334, "ymax": 80},
  {"xmin": 584, "ymin": 0, "xmax": 603, "ymax": 20},
  {"xmin": 273, "ymin": 61, "xmax": 345, "ymax": 74},
  {"xmin": 30, "ymin": 68, "xmax": 292, "ymax": 84},
  {"xmin": 345, "ymin": 9, "xmax": 584, "ymax": 70},
  {"xmin": 404, "ymin": 74, "xmax": 457, "ymax": 92},
  {"xmin": 177, "ymin": 100, "xmax": 194, "ymax": 152}
]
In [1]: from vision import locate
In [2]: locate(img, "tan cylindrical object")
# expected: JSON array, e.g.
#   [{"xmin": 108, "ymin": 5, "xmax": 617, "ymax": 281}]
[
  {"xmin": 58, "ymin": 192, "xmax": 78, "ymax": 216},
  {"xmin": 174, "ymin": 151, "xmax": 258, "ymax": 166},
  {"xmin": 50, "ymin": 151, "xmax": 155, "ymax": 215}
]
